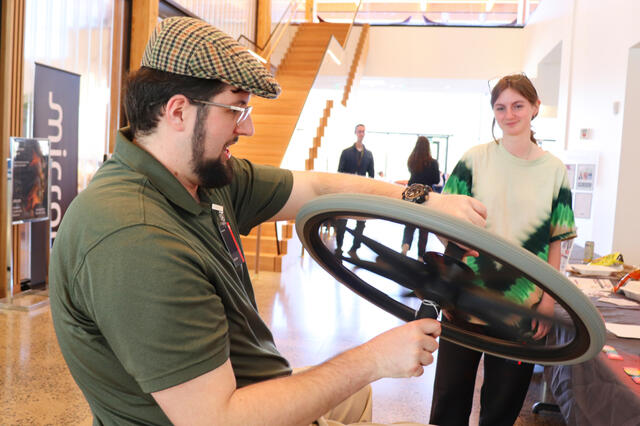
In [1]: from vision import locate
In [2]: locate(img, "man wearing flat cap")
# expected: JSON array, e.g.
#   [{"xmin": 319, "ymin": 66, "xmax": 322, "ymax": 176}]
[{"xmin": 49, "ymin": 17, "xmax": 486, "ymax": 426}]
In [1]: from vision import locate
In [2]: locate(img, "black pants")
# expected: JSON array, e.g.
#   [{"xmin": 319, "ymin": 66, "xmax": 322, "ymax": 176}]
[
  {"xmin": 335, "ymin": 219, "xmax": 366, "ymax": 251},
  {"xmin": 429, "ymin": 333, "xmax": 534, "ymax": 426},
  {"xmin": 402, "ymin": 225, "xmax": 429, "ymax": 258}
]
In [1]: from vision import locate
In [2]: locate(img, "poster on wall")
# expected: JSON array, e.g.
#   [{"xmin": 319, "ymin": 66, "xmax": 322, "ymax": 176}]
[
  {"xmin": 576, "ymin": 164, "xmax": 595, "ymax": 191},
  {"xmin": 31, "ymin": 63, "xmax": 80, "ymax": 286},
  {"xmin": 574, "ymin": 192, "xmax": 593, "ymax": 219},
  {"xmin": 10, "ymin": 138, "xmax": 51, "ymax": 223}
]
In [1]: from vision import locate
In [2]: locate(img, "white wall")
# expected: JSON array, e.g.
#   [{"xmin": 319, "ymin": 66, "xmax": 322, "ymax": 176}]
[
  {"xmin": 345, "ymin": 82, "xmax": 490, "ymax": 177},
  {"xmin": 356, "ymin": 26, "xmax": 529, "ymax": 176},
  {"xmin": 614, "ymin": 44, "xmax": 640, "ymax": 265},
  {"xmin": 523, "ymin": 0, "xmax": 640, "ymax": 263},
  {"xmin": 348, "ymin": 1, "xmax": 640, "ymax": 265},
  {"xmin": 366, "ymin": 26, "xmax": 525, "ymax": 80}
]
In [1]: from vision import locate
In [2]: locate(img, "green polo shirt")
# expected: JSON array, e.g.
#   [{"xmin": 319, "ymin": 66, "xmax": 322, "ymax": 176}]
[{"xmin": 49, "ymin": 129, "xmax": 294, "ymax": 425}]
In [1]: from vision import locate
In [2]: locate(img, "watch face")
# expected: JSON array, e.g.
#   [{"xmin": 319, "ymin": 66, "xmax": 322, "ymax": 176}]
[
  {"xmin": 405, "ymin": 186, "xmax": 423, "ymax": 199},
  {"xmin": 404, "ymin": 184, "xmax": 428, "ymax": 203}
]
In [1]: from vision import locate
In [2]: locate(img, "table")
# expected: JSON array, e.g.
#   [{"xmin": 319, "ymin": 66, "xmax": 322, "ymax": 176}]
[{"xmin": 544, "ymin": 293, "xmax": 640, "ymax": 425}]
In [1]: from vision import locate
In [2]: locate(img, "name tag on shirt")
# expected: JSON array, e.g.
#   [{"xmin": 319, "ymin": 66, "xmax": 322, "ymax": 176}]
[{"xmin": 212, "ymin": 204, "xmax": 245, "ymax": 268}]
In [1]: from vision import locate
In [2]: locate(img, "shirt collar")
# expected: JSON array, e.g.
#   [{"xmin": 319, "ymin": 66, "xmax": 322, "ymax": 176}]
[{"xmin": 114, "ymin": 128, "xmax": 211, "ymax": 215}]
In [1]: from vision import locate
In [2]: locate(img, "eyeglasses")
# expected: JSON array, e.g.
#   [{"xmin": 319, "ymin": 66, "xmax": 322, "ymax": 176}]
[{"xmin": 190, "ymin": 99, "xmax": 253, "ymax": 125}]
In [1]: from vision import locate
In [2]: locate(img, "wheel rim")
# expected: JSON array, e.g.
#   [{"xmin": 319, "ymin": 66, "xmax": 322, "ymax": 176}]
[{"xmin": 296, "ymin": 194, "xmax": 605, "ymax": 365}]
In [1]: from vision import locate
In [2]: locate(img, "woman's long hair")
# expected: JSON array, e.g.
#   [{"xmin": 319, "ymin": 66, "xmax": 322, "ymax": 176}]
[
  {"xmin": 407, "ymin": 136, "xmax": 433, "ymax": 174},
  {"xmin": 490, "ymin": 74, "xmax": 539, "ymax": 144}
]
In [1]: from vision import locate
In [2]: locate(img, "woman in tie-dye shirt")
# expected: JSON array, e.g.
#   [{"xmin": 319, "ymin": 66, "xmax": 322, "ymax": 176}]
[{"xmin": 430, "ymin": 74, "xmax": 577, "ymax": 426}]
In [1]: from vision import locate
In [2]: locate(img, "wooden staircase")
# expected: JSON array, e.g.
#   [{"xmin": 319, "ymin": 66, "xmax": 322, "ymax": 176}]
[
  {"xmin": 231, "ymin": 22, "xmax": 350, "ymax": 166},
  {"xmin": 242, "ymin": 221, "xmax": 293, "ymax": 272},
  {"xmin": 306, "ymin": 25, "xmax": 370, "ymax": 172},
  {"xmin": 341, "ymin": 24, "xmax": 370, "ymax": 107},
  {"xmin": 305, "ymin": 99, "xmax": 333, "ymax": 171},
  {"xmin": 232, "ymin": 23, "xmax": 351, "ymax": 271}
]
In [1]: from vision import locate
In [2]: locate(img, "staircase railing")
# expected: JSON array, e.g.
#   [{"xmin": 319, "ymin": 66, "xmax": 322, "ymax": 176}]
[
  {"xmin": 304, "ymin": 24, "xmax": 368, "ymax": 173},
  {"xmin": 341, "ymin": 23, "xmax": 369, "ymax": 107},
  {"xmin": 342, "ymin": 0, "xmax": 363, "ymax": 49},
  {"xmin": 237, "ymin": 1, "xmax": 301, "ymax": 271},
  {"xmin": 281, "ymin": 2, "xmax": 367, "ymax": 172},
  {"xmin": 240, "ymin": 2, "xmax": 366, "ymax": 268},
  {"xmin": 237, "ymin": 0, "xmax": 300, "ymax": 63}
]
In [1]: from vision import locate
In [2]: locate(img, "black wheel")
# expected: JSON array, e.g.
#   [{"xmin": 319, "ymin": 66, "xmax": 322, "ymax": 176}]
[{"xmin": 296, "ymin": 194, "xmax": 605, "ymax": 365}]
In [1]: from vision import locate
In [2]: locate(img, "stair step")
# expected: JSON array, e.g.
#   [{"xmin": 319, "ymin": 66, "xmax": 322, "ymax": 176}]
[
  {"xmin": 234, "ymin": 23, "xmax": 356, "ymax": 167},
  {"xmin": 276, "ymin": 69, "xmax": 318, "ymax": 76},
  {"xmin": 279, "ymin": 61, "xmax": 321, "ymax": 69},
  {"xmin": 244, "ymin": 252, "xmax": 283, "ymax": 272},
  {"xmin": 253, "ymin": 123, "xmax": 295, "ymax": 133},
  {"xmin": 286, "ymin": 46, "xmax": 325, "ymax": 52},
  {"xmin": 241, "ymin": 236, "xmax": 288, "ymax": 255},
  {"xmin": 239, "ymin": 221, "xmax": 293, "ymax": 271},
  {"xmin": 247, "ymin": 222, "xmax": 282, "ymax": 237}
]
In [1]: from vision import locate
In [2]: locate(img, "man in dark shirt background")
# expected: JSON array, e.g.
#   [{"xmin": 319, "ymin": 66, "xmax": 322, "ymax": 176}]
[{"xmin": 335, "ymin": 124, "xmax": 374, "ymax": 256}]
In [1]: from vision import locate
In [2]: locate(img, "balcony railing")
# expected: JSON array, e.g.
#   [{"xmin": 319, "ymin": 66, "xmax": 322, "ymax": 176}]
[{"xmin": 294, "ymin": 0, "xmax": 541, "ymax": 28}]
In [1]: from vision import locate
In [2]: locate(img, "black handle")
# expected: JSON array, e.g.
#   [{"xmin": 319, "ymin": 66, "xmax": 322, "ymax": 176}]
[
  {"xmin": 444, "ymin": 242, "xmax": 467, "ymax": 260},
  {"xmin": 415, "ymin": 299, "xmax": 440, "ymax": 320}
]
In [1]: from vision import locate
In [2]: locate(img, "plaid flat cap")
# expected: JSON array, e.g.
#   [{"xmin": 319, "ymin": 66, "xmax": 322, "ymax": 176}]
[{"xmin": 142, "ymin": 17, "xmax": 280, "ymax": 99}]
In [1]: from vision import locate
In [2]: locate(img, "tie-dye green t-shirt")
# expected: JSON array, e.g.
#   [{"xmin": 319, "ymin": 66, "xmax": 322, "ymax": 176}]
[{"xmin": 444, "ymin": 141, "xmax": 577, "ymax": 307}]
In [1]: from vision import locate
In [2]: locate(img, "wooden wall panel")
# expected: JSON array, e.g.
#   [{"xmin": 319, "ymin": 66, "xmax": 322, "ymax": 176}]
[
  {"xmin": 256, "ymin": 0, "xmax": 271, "ymax": 50},
  {"xmin": 108, "ymin": 0, "xmax": 128, "ymax": 154},
  {"xmin": 0, "ymin": 0, "xmax": 26, "ymax": 297},
  {"xmin": 130, "ymin": 0, "xmax": 159, "ymax": 71}
]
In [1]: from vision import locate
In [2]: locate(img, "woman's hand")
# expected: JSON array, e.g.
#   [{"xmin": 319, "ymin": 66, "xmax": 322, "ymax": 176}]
[
  {"xmin": 426, "ymin": 192, "xmax": 487, "ymax": 228},
  {"xmin": 531, "ymin": 292, "xmax": 554, "ymax": 340}
]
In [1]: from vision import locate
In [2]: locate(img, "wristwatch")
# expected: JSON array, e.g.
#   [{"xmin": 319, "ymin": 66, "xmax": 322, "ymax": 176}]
[{"xmin": 402, "ymin": 183, "xmax": 432, "ymax": 204}]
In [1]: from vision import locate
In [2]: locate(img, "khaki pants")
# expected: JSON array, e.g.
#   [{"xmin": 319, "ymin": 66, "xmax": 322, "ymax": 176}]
[{"xmin": 314, "ymin": 383, "xmax": 428, "ymax": 426}]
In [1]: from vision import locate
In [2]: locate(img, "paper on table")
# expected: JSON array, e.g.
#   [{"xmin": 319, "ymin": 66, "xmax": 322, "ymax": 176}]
[
  {"xmin": 621, "ymin": 280, "xmax": 640, "ymax": 303},
  {"xmin": 605, "ymin": 323, "xmax": 640, "ymax": 339},
  {"xmin": 568, "ymin": 263, "xmax": 623, "ymax": 276},
  {"xmin": 598, "ymin": 297, "xmax": 639, "ymax": 307},
  {"xmin": 570, "ymin": 277, "xmax": 613, "ymax": 297}
]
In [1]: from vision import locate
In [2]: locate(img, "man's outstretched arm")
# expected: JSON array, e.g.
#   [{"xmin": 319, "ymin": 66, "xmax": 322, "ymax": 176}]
[
  {"xmin": 270, "ymin": 170, "xmax": 487, "ymax": 228},
  {"xmin": 152, "ymin": 319, "xmax": 441, "ymax": 426}
]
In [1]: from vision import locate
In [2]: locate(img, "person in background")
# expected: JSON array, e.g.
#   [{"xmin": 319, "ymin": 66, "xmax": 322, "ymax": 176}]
[
  {"xmin": 334, "ymin": 123, "xmax": 375, "ymax": 256},
  {"xmin": 429, "ymin": 73, "xmax": 577, "ymax": 426},
  {"xmin": 432, "ymin": 171, "xmax": 447, "ymax": 193},
  {"xmin": 400, "ymin": 136, "xmax": 441, "ymax": 259},
  {"xmin": 49, "ymin": 17, "xmax": 487, "ymax": 426}
]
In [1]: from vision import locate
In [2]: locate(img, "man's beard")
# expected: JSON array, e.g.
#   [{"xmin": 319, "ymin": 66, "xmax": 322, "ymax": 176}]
[{"xmin": 190, "ymin": 108, "xmax": 234, "ymax": 188}]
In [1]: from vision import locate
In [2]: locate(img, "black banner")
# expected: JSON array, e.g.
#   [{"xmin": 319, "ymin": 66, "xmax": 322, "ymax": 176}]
[{"xmin": 32, "ymin": 63, "xmax": 80, "ymax": 285}]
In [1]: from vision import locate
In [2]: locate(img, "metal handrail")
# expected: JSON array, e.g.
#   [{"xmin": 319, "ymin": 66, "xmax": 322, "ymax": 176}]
[
  {"xmin": 237, "ymin": 0, "xmax": 299, "ymax": 58},
  {"xmin": 274, "ymin": 222, "xmax": 281, "ymax": 256},
  {"xmin": 342, "ymin": 0, "xmax": 364, "ymax": 49},
  {"xmin": 262, "ymin": 2, "xmax": 299, "ymax": 61}
]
